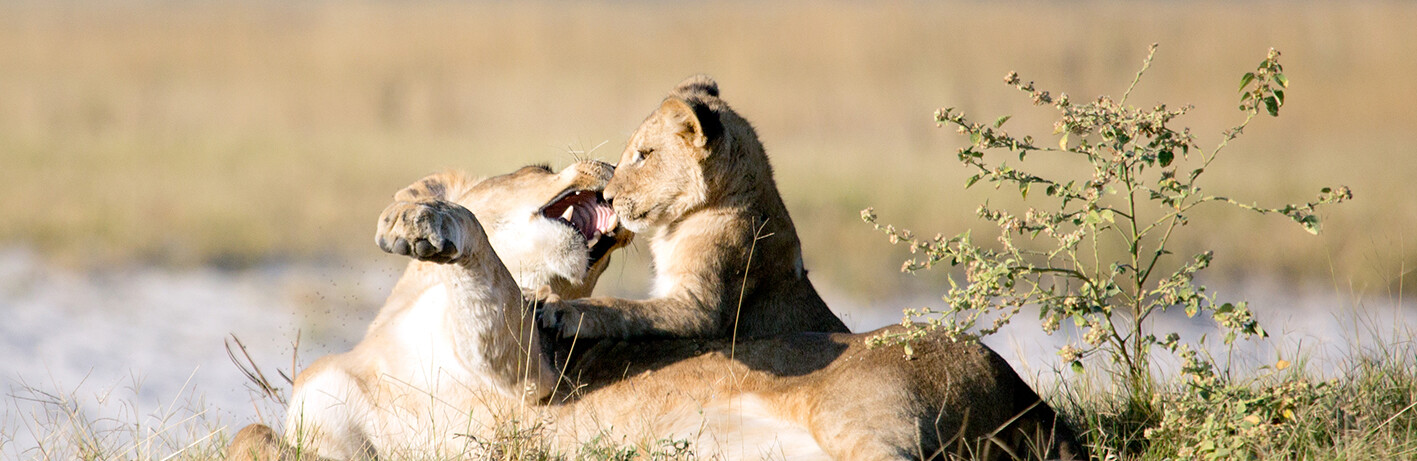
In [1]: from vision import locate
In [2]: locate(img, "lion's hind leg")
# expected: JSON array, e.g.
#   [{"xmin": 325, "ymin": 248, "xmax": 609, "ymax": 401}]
[{"xmin": 278, "ymin": 360, "xmax": 382, "ymax": 461}]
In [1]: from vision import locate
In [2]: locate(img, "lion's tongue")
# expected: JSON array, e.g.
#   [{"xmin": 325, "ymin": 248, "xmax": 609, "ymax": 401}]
[
  {"xmin": 593, "ymin": 203, "xmax": 617, "ymax": 234},
  {"xmin": 571, "ymin": 201, "xmax": 617, "ymax": 241}
]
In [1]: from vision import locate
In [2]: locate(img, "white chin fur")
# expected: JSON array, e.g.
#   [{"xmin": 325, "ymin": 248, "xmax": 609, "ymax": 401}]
[
  {"xmin": 619, "ymin": 217, "xmax": 651, "ymax": 235},
  {"xmin": 486, "ymin": 218, "xmax": 588, "ymax": 289}
]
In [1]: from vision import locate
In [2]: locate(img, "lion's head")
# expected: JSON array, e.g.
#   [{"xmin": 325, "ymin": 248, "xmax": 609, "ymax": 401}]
[
  {"xmin": 604, "ymin": 75, "xmax": 769, "ymax": 234},
  {"xmin": 464, "ymin": 160, "xmax": 632, "ymax": 298}
]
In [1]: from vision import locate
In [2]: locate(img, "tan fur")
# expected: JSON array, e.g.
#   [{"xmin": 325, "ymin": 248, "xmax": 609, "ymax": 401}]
[
  {"xmin": 558, "ymin": 328, "xmax": 1086, "ymax": 460},
  {"xmin": 227, "ymin": 160, "xmax": 1083, "ymax": 460},
  {"xmin": 228, "ymin": 161, "xmax": 628, "ymax": 460},
  {"xmin": 540, "ymin": 76, "xmax": 850, "ymax": 340}
]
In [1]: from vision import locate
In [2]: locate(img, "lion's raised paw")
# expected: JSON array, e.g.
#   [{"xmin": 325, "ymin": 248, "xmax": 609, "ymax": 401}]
[{"xmin": 376, "ymin": 200, "xmax": 480, "ymax": 264}]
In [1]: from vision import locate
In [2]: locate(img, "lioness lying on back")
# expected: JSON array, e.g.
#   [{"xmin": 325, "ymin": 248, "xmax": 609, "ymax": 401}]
[
  {"xmin": 228, "ymin": 161, "xmax": 630, "ymax": 460},
  {"xmin": 227, "ymin": 160, "xmax": 1084, "ymax": 460},
  {"xmin": 542, "ymin": 75, "xmax": 850, "ymax": 340}
]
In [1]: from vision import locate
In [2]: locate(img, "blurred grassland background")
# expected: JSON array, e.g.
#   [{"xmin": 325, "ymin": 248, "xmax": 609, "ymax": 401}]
[{"xmin": 2, "ymin": 0, "xmax": 1415, "ymax": 302}]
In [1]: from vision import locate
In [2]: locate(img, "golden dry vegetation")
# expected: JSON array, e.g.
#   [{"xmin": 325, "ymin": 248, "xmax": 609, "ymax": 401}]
[{"xmin": 2, "ymin": 1, "xmax": 1414, "ymax": 299}]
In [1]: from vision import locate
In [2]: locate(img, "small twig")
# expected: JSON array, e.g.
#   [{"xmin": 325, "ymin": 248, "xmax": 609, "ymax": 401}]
[
  {"xmin": 286, "ymin": 330, "xmax": 300, "ymax": 387},
  {"xmin": 1120, "ymin": 43, "xmax": 1159, "ymax": 106},
  {"xmin": 225, "ymin": 334, "xmax": 286, "ymax": 406},
  {"xmin": 1365, "ymin": 400, "xmax": 1417, "ymax": 439},
  {"xmin": 158, "ymin": 426, "xmax": 224, "ymax": 461},
  {"xmin": 550, "ymin": 312, "xmax": 585, "ymax": 402},
  {"xmin": 729, "ymin": 219, "xmax": 774, "ymax": 363}
]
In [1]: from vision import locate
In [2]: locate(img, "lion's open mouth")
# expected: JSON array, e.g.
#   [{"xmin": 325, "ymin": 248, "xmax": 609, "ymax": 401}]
[{"xmin": 540, "ymin": 189, "xmax": 621, "ymax": 265}]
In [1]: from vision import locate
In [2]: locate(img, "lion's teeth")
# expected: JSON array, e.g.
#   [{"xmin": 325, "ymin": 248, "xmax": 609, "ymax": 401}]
[
  {"xmin": 560, "ymin": 206, "xmax": 575, "ymax": 222},
  {"xmin": 587, "ymin": 234, "xmax": 600, "ymax": 248}
]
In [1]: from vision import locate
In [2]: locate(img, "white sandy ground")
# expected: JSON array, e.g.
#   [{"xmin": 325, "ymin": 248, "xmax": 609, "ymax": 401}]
[{"xmin": 1, "ymin": 246, "xmax": 1413, "ymax": 458}]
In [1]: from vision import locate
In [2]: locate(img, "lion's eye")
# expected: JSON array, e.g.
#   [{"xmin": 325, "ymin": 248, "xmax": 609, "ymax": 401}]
[{"xmin": 634, "ymin": 147, "xmax": 654, "ymax": 163}]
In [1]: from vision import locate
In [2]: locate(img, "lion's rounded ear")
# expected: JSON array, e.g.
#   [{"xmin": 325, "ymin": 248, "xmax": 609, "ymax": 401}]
[
  {"xmin": 673, "ymin": 74, "xmax": 719, "ymax": 98},
  {"xmin": 660, "ymin": 98, "xmax": 723, "ymax": 153}
]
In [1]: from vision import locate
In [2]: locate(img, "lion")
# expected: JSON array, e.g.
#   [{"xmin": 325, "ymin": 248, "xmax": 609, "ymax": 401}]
[
  {"xmin": 227, "ymin": 160, "xmax": 1084, "ymax": 460},
  {"xmin": 539, "ymin": 75, "xmax": 850, "ymax": 340},
  {"xmin": 228, "ymin": 161, "xmax": 630, "ymax": 460}
]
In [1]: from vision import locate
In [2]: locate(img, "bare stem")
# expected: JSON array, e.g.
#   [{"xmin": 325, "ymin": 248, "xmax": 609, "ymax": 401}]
[{"xmin": 1120, "ymin": 43, "xmax": 1160, "ymax": 106}]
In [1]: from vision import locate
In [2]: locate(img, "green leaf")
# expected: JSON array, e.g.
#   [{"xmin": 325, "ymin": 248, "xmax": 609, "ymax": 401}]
[
  {"xmin": 970, "ymin": 131, "xmax": 982, "ymax": 145},
  {"xmin": 1239, "ymin": 72, "xmax": 1256, "ymax": 92},
  {"xmin": 994, "ymin": 115, "xmax": 1012, "ymax": 128},
  {"xmin": 965, "ymin": 174, "xmax": 982, "ymax": 188},
  {"xmin": 1070, "ymin": 361, "xmax": 1085, "ymax": 374},
  {"xmin": 1263, "ymin": 96, "xmax": 1280, "ymax": 116},
  {"xmin": 1274, "ymin": 89, "xmax": 1285, "ymax": 105},
  {"xmin": 1059, "ymin": 132, "xmax": 1069, "ymax": 150},
  {"xmin": 1275, "ymin": 73, "xmax": 1289, "ymax": 88},
  {"xmin": 1159, "ymin": 149, "xmax": 1174, "ymax": 167},
  {"xmin": 1302, "ymin": 217, "xmax": 1321, "ymax": 235},
  {"xmin": 1020, "ymin": 182, "xmax": 1030, "ymax": 199}
]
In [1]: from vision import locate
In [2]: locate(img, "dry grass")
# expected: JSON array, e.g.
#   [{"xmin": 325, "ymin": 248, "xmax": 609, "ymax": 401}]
[
  {"xmin": 2, "ymin": 376, "xmax": 229, "ymax": 460},
  {"xmin": 2, "ymin": 0, "xmax": 1415, "ymax": 299},
  {"xmin": 1052, "ymin": 320, "xmax": 1417, "ymax": 460}
]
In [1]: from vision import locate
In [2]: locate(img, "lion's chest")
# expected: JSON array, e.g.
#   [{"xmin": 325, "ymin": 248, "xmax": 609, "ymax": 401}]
[
  {"xmin": 381, "ymin": 284, "xmax": 507, "ymax": 396},
  {"xmin": 365, "ymin": 284, "xmax": 513, "ymax": 452}
]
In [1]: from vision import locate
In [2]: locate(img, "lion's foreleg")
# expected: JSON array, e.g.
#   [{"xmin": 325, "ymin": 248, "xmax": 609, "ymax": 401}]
[{"xmin": 377, "ymin": 199, "xmax": 559, "ymax": 401}]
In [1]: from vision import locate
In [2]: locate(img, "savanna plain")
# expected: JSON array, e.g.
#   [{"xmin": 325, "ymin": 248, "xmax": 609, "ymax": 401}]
[{"xmin": 2, "ymin": 1, "xmax": 1415, "ymax": 459}]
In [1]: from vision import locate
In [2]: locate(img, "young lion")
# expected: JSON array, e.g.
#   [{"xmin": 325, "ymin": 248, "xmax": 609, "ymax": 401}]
[
  {"xmin": 542, "ymin": 75, "xmax": 850, "ymax": 340},
  {"xmin": 227, "ymin": 161, "xmax": 1084, "ymax": 460}
]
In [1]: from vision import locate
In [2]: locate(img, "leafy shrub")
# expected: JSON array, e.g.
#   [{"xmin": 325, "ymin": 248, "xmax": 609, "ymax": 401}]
[
  {"xmin": 1144, "ymin": 350, "xmax": 1331, "ymax": 460},
  {"xmin": 863, "ymin": 45, "xmax": 1349, "ymax": 400}
]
